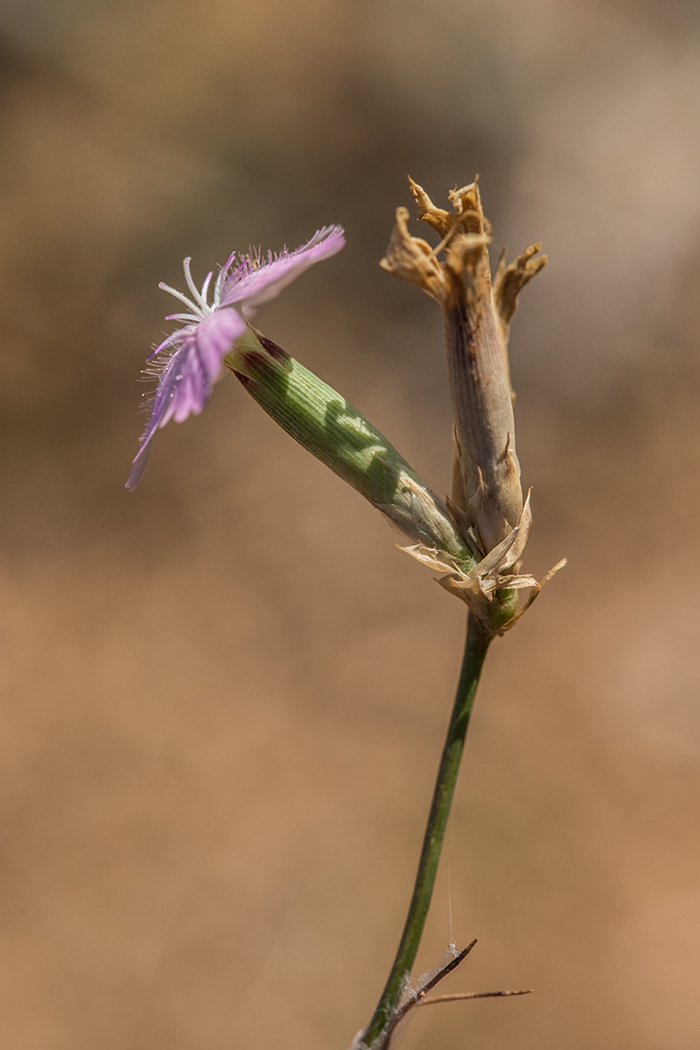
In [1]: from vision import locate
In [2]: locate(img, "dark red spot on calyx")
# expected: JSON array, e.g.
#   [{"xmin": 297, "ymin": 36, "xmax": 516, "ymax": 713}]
[{"xmin": 259, "ymin": 336, "xmax": 290, "ymax": 363}]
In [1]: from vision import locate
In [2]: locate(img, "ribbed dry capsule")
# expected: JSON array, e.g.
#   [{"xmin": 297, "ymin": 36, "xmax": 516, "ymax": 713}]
[{"xmin": 380, "ymin": 179, "xmax": 554, "ymax": 616}]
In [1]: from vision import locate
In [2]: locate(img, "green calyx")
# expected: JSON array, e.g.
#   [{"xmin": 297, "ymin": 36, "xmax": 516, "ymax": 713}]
[{"xmin": 224, "ymin": 329, "xmax": 478, "ymax": 576}]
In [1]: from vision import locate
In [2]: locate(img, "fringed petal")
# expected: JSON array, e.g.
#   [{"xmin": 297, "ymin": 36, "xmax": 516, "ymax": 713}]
[
  {"xmin": 220, "ymin": 226, "xmax": 345, "ymax": 312},
  {"xmin": 127, "ymin": 226, "xmax": 344, "ymax": 488}
]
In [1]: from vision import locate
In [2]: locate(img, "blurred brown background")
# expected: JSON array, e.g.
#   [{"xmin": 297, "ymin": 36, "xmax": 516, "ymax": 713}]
[{"xmin": 1, "ymin": 0, "xmax": 699, "ymax": 1047}]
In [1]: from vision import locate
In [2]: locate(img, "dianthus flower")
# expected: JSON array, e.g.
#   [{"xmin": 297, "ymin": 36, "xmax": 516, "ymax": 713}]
[{"xmin": 126, "ymin": 225, "xmax": 345, "ymax": 489}]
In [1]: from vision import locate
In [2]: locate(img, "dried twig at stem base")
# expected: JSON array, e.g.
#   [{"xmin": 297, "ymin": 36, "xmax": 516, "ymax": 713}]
[
  {"xmin": 418, "ymin": 988, "xmax": 533, "ymax": 1007},
  {"xmin": 374, "ymin": 938, "xmax": 531, "ymax": 1050},
  {"xmin": 417, "ymin": 940, "xmax": 477, "ymax": 995}
]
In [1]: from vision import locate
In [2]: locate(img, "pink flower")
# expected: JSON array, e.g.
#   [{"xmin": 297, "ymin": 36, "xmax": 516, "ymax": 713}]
[{"xmin": 126, "ymin": 225, "xmax": 345, "ymax": 489}]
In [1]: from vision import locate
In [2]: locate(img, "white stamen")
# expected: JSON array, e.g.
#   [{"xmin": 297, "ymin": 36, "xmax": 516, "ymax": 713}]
[
  {"xmin": 159, "ymin": 281, "xmax": 202, "ymax": 316},
  {"xmin": 165, "ymin": 312, "xmax": 202, "ymax": 323},
  {"xmin": 199, "ymin": 271, "xmax": 213, "ymax": 306},
  {"xmin": 183, "ymin": 258, "xmax": 213, "ymax": 313}
]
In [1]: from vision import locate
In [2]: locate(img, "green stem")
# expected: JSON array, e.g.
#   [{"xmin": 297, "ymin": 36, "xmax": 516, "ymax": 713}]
[{"xmin": 361, "ymin": 612, "xmax": 492, "ymax": 1049}]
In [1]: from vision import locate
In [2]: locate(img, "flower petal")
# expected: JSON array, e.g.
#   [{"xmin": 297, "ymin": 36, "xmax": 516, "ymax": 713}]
[
  {"xmin": 125, "ymin": 440, "xmax": 153, "ymax": 491},
  {"xmin": 220, "ymin": 225, "xmax": 345, "ymax": 313},
  {"xmin": 125, "ymin": 351, "xmax": 184, "ymax": 490},
  {"xmin": 196, "ymin": 307, "xmax": 247, "ymax": 379},
  {"xmin": 154, "ymin": 308, "xmax": 246, "ymax": 429},
  {"xmin": 126, "ymin": 308, "xmax": 246, "ymax": 489},
  {"xmin": 128, "ymin": 226, "xmax": 343, "ymax": 489}
]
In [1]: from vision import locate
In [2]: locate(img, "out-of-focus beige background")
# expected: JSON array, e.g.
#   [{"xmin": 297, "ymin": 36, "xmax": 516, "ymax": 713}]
[{"xmin": 1, "ymin": 1, "xmax": 700, "ymax": 1047}]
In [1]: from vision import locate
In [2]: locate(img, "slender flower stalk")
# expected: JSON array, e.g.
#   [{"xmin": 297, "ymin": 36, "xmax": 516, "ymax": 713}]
[{"xmin": 358, "ymin": 611, "xmax": 491, "ymax": 1050}]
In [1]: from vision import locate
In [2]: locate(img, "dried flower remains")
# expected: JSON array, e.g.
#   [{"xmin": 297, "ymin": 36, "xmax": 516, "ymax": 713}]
[{"xmin": 381, "ymin": 178, "xmax": 562, "ymax": 617}]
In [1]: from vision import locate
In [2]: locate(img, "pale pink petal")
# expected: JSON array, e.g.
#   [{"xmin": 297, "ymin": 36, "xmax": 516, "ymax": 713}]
[
  {"xmin": 157, "ymin": 308, "xmax": 246, "ymax": 429},
  {"xmin": 195, "ymin": 308, "xmax": 246, "ymax": 377},
  {"xmin": 126, "ymin": 308, "xmax": 246, "ymax": 488},
  {"xmin": 125, "ymin": 351, "xmax": 184, "ymax": 490},
  {"xmin": 220, "ymin": 226, "xmax": 345, "ymax": 314}
]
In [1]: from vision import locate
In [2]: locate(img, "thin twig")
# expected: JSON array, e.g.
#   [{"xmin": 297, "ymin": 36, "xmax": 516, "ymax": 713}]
[
  {"xmin": 372, "ymin": 937, "xmax": 530, "ymax": 1050},
  {"xmin": 417, "ymin": 989, "xmax": 533, "ymax": 1007},
  {"xmin": 418, "ymin": 939, "xmax": 478, "ymax": 996}
]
